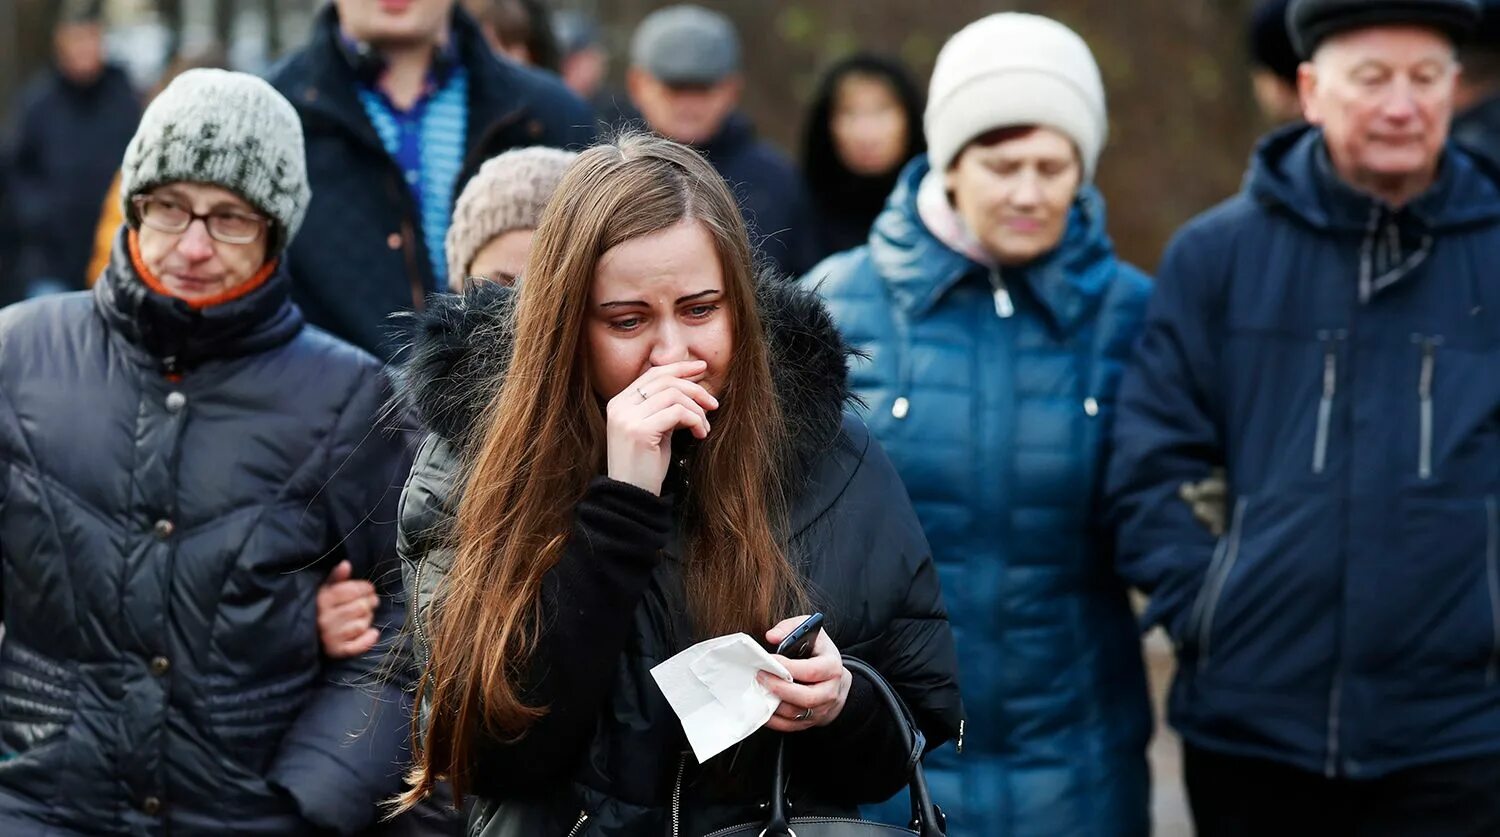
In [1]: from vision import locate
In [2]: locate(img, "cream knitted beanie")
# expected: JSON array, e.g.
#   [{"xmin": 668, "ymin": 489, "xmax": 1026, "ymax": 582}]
[{"xmin": 925, "ymin": 13, "xmax": 1108, "ymax": 180}]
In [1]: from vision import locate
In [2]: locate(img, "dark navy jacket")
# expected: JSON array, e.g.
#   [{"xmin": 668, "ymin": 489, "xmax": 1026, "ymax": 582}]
[
  {"xmin": 0, "ymin": 236, "xmax": 414, "ymax": 834},
  {"xmin": 4, "ymin": 65, "xmax": 139, "ymax": 291},
  {"xmin": 267, "ymin": 5, "xmax": 595, "ymax": 360},
  {"xmin": 694, "ymin": 113, "xmax": 818, "ymax": 279},
  {"xmin": 809, "ymin": 156, "xmax": 1154, "ymax": 836},
  {"xmin": 1108, "ymin": 124, "xmax": 1500, "ymax": 779}
]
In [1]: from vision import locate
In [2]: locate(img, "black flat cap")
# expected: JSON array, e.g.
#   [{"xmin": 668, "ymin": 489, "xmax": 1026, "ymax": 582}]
[
  {"xmin": 1251, "ymin": 0, "xmax": 1300, "ymax": 81},
  {"xmin": 1287, "ymin": 0, "xmax": 1482, "ymax": 58}
]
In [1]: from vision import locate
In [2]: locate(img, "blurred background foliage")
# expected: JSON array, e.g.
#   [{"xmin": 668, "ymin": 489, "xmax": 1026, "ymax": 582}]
[{"xmin": 1, "ymin": 0, "xmax": 1275, "ymax": 269}]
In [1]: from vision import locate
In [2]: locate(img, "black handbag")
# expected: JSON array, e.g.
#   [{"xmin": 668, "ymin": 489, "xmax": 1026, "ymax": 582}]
[{"xmin": 687, "ymin": 656, "xmax": 948, "ymax": 837}]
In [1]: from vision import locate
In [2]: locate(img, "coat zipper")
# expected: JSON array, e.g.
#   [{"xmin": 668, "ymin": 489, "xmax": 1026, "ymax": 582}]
[
  {"xmin": 1487, "ymin": 496, "xmax": 1500, "ymax": 685},
  {"xmin": 410, "ymin": 552, "xmax": 432, "ymax": 660},
  {"xmin": 1417, "ymin": 337, "xmax": 1439, "ymax": 480},
  {"xmin": 1196, "ymin": 497, "xmax": 1249, "ymax": 669},
  {"xmin": 1312, "ymin": 332, "xmax": 1340, "ymax": 474},
  {"xmin": 989, "ymin": 268, "xmax": 1014, "ymax": 318},
  {"xmin": 565, "ymin": 810, "xmax": 590, "ymax": 837},
  {"xmin": 1325, "ymin": 671, "xmax": 1344, "ymax": 778},
  {"xmin": 670, "ymin": 752, "xmax": 687, "ymax": 837}
]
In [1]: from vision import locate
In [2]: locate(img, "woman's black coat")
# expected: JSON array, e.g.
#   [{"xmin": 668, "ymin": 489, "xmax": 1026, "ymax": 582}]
[{"xmin": 396, "ymin": 278, "xmax": 963, "ymax": 836}]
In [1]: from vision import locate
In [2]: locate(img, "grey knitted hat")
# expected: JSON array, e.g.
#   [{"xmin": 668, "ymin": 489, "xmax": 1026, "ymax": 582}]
[
  {"xmin": 121, "ymin": 68, "xmax": 310, "ymax": 250},
  {"xmin": 446, "ymin": 146, "xmax": 578, "ymax": 291}
]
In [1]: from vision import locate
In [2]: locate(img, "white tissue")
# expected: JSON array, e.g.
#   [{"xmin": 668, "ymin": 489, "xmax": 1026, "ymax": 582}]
[{"xmin": 649, "ymin": 633, "xmax": 792, "ymax": 763}]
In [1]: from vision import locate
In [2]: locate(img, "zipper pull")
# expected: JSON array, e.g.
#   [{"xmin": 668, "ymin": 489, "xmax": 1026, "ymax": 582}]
[
  {"xmin": 993, "ymin": 285, "xmax": 1014, "ymax": 318},
  {"xmin": 956, "ymin": 719, "xmax": 965, "ymax": 754},
  {"xmin": 989, "ymin": 268, "xmax": 1015, "ymax": 318},
  {"xmin": 891, "ymin": 396, "xmax": 910, "ymax": 420}
]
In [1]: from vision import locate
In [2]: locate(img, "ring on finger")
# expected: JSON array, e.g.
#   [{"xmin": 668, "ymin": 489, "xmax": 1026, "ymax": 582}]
[
  {"xmin": 795, "ymin": 707, "xmax": 812, "ymax": 722},
  {"xmin": 636, "ymin": 386, "xmax": 649, "ymax": 403}
]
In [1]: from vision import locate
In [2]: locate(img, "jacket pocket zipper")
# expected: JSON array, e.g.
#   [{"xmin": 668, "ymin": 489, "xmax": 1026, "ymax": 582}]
[
  {"xmin": 1417, "ymin": 337, "xmax": 1439, "ymax": 480},
  {"xmin": 1487, "ymin": 496, "xmax": 1499, "ymax": 685},
  {"xmin": 1197, "ymin": 497, "xmax": 1249, "ymax": 670},
  {"xmin": 1312, "ymin": 331, "xmax": 1341, "ymax": 474}
]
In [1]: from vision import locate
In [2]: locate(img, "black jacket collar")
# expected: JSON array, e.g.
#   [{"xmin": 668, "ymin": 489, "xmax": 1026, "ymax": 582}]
[
  {"xmin": 286, "ymin": 4, "xmax": 542, "ymax": 160},
  {"xmin": 93, "ymin": 229, "xmax": 304, "ymax": 373},
  {"xmin": 392, "ymin": 275, "xmax": 854, "ymax": 491}
]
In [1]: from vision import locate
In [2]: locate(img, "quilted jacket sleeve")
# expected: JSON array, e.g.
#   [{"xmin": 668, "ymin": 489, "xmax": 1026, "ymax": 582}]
[
  {"xmin": 266, "ymin": 366, "xmax": 418, "ymax": 834},
  {"xmin": 1104, "ymin": 221, "xmax": 1228, "ymax": 641}
]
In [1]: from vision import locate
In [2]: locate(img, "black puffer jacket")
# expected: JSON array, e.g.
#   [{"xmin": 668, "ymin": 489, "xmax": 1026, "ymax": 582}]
[
  {"xmin": 395, "ymin": 279, "xmax": 964, "ymax": 836},
  {"xmin": 0, "ymin": 234, "xmax": 414, "ymax": 834}
]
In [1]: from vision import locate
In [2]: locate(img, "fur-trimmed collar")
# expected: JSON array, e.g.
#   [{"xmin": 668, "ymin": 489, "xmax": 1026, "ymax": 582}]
[{"xmin": 391, "ymin": 274, "xmax": 855, "ymax": 480}]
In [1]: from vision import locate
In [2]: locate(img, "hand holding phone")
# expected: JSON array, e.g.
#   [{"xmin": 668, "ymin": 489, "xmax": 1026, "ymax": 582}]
[{"xmin": 774, "ymin": 612, "xmax": 825, "ymax": 660}]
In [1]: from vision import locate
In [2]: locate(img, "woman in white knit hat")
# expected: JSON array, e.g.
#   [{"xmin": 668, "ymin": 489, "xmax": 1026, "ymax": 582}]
[{"xmin": 806, "ymin": 13, "xmax": 1154, "ymax": 836}]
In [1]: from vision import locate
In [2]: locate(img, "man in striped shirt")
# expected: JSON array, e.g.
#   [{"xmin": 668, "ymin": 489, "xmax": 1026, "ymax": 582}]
[{"xmin": 269, "ymin": 0, "xmax": 594, "ymax": 361}]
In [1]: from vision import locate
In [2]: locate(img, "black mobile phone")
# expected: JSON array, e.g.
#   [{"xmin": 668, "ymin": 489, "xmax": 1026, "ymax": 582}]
[{"xmin": 775, "ymin": 612, "xmax": 825, "ymax": 659}]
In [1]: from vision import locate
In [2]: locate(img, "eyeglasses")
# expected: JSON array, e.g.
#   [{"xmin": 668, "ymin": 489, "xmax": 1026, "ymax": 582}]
[{"xmin": 132, "ymin": 194, "xmax": 270, "ymax": 245}]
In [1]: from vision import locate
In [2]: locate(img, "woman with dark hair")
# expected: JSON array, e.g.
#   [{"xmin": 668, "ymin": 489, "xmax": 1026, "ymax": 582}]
[
  {"xmin": 802, "ymin": 53, "xmax": 925, "ymax": 260},
  {"xmin": 391, "ymin": 133, "xmax": 962, "ymax": 836}
]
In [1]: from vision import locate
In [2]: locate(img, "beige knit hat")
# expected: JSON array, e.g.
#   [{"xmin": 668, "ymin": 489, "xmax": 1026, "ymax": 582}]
[{"xmin": 445, "ymin": 147, "xmax": 579, "ymax": 292}]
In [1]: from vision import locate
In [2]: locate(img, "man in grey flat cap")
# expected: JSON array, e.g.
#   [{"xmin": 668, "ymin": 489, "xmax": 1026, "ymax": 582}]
[
  {"xmin": 626, "ymin": 4, "xmax": 816, "ymax": 278},
  {"xmin": 1109, "ymin": 0, "xmax": 1500, "ymax": 833}
]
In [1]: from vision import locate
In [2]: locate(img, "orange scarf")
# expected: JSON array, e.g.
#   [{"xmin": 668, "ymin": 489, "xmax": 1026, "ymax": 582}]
[{"xmin": 127, "ymin": 229, "xmax": 278, "ymax": 310}]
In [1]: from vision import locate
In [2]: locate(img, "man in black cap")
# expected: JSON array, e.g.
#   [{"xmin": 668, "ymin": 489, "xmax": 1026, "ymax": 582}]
[
  {"xmin": 1109, "ymin": 0, "xmax": 1500, "ymax": 833},
  {"xmin": 1248, "ymin": 0, "xmax": 1304, "ymax": 123},
  {"xmin": 625, "ymin": 4, "xmax": 817, "ymax": 278},
  {"xmin": 1454, "ymin": 1, "xmax": 1500, "ymax": 168}
]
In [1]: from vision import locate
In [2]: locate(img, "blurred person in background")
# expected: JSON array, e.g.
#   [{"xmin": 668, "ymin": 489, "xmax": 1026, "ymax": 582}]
[
  {"xmin": 86, "ymin": 43, "xmax": 229, "ymax": 286},
  {"xmin": 4, "ymin": 7, "xmax": 140, "ymax": 297},
  {"xmin": 806, "ymin": 13, "xmax": 1153, "ymax": 836},
  {"xmin": 801, "ymin": 53, "xmax": 925, "ymax": 261},
  {"xmin": 464, "ymin": 0, "xmax": 561, "ymax": 72},
  {"xmin": 627, "ymin": 4, "xmax": 817, "ymax": 278},
  {"xmin": 1248, "ymin": 0, "xmax": 1306, "ymax": 123},
  {"xmin": 1109, "ymin": 0, "xmax": 1500, "ymax": 832},
  {"xmin": 1454, "ymin": 0, "xmax": 1500, "ymax": 167},
  {"xmin": 268, "ymin": 0, "xmax": 593, "ymax": 361},
  {"xmin": 444, "ymin": 145, "xmax": 576, "ymax": 291},
  {"xmin": 0, "ymin": 69, "xmax": 413, "ymax": 836}
]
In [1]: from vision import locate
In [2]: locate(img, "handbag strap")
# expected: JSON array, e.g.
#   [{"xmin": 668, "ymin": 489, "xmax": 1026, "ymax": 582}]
[{"xmin": 761, "ymin": 656, "xmax": 946, "ymax": 836}]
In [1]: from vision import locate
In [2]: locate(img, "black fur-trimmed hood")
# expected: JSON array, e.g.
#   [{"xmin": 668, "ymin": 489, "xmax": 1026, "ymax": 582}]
[{"xmin": 390, "ymin": 273, "xmax": 855, "ymax": 475}]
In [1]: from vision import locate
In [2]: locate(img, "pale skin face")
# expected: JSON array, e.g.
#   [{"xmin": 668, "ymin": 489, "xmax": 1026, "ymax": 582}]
[
  {"xmin": 1251, "ymin": 69, "xmax": 1303, "ymax": 123},
  {"xmin": 54, "ymin": 21, "xmax": 105, "ymax": 86},
  {"xmin": 334, "ymin": 0, "xmax": 454, "ymax": 46},
  {"xmin": 465, "ymin": 229, "xmax": 534, "ymax": 288},
  {"xmin": 945, "ymin": 127, "xmax": 1082, "ymax": 266},
  {"xmin": 627, "ymin": 69, "xmax": 742, "ymax": 146},
  {"xmin": 1299, "ymin": 25, "xmax": 1460, "ymax": 207},
  {"xmin": 136, "ymin": 183, "xmax": 269, "ymax": 304},
  {"xmin": 588, "ymin": 219, "xmax": 732, "ymax": 402},
  {"xmin": 830, "ymin": 73, "xmax": 909, "ymax": 176}
]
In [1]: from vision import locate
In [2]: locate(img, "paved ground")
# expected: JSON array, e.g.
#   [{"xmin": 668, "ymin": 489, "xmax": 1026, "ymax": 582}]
[{"xmin": 1145, "ymin": 629, "xmax": 1192, "ymax": 836}]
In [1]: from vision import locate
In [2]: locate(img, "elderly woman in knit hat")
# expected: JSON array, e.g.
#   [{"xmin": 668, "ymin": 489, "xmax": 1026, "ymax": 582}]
[
  {"xmin": 806, "ymin": 13, "xmax": 1153, "ymax": 836},
  {"xmin": 0, "ymin": 69, "xmax": 413, "ymax": 835},
  {"xmin": 444, "ymin": 145, "xmax": 577, "ymax": 291}
]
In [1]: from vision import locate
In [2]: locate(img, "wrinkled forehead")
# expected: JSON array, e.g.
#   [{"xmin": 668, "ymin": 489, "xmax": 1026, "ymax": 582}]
[{"xmin": 1312, "ymin": 24, "xmax": 1458, "ymax": 70}]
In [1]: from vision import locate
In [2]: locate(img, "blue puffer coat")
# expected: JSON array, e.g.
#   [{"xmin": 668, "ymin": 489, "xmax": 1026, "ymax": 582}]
[
  {"xmin": 805, "ymin": 156, "xmax": 1153, "ymax": 837},
  {"xmin": 1108, "ymin": 124, "xmax": 1500, "ymax": 780}
]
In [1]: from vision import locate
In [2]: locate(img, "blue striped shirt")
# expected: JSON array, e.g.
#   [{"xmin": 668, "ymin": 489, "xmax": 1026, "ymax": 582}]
[{"xmin": 357, "ymin": 66, "xmax": 470, "ymax": 289}]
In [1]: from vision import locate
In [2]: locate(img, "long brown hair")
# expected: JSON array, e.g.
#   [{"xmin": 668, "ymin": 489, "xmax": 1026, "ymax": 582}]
[{"xmin": 399, "ymin": 134, "xmax": 802, "ymax": 807}]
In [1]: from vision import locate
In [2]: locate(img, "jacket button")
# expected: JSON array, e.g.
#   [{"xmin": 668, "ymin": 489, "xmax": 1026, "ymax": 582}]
[
  {"xmin": 149, "ymin": 656, "xmax": 171, "ymax": 676},
  {"xmin": 891, "ymin": 397, "xmax": 910, "ymax": 420},
  {"xmin": 1084, "ymin": 397, "xmax": 1100, "ymax": 417},
  {"xmin": 165, "ymin": 392, "xmax": 186, "ymax": 413},
  {"xmin": 387, "ymin": 232, "xmax": 403, "ymax": 250},
  {"xmin": 153, "ymin": 519, "xmax": 175, "ymax": 540},
  {"xmin": 141, "ymin": 796, "xmax": 162, "ymax": 815}
]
